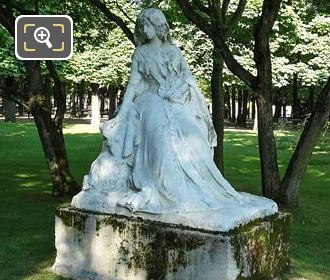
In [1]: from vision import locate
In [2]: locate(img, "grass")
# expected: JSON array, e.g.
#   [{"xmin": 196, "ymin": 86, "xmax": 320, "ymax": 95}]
[{"xmin": 0, "ymin": 121, "xmax": 329, "ymax": 279}]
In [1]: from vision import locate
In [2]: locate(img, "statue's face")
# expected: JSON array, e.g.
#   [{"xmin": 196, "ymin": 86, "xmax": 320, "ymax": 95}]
[{"xmin": 142, "ymin": 19, "xmax": 157, "ymax": 41}]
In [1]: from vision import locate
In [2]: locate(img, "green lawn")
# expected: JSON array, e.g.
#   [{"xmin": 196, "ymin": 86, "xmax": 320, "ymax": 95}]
[{"xmin": 0, "ymin": 122, "xmax": 329, "ymax": 279}]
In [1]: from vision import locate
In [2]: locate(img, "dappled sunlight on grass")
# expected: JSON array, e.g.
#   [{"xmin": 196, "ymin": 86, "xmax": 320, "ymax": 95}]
[
  {"xmin": 306, "ymin": 168, "xmax": 327, "ymax": 177},
  {"xmin": 0, "ymin": 122, "xmax": 101, "ymax": 279},
  {"xmin": 16, "ymin": 173, "xmax": 35, "ymax": 178},
  {"xmin": 312, "ymin": 150, "xmax": 328, "ymax": 155},
  {"xmin": 63, "ymin": 123, "xmax": 100, "ymax": 135},
  {"xmin": 241, "ymin": 156, "xmax": 259, "ymax": 162},
  {"xmin": 0, "ymin": 122, "xmax": 329, "ymax": 279}
]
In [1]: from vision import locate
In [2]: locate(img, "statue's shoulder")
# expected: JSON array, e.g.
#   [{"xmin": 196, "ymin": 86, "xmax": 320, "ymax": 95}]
[
  {"xmin": 164, "ymin": 42, "xmax": 180, "ymax": 53},
  {"xmin": 133, "ymin": 46, "xmax": 143, "ymax": 58},
  {"xmin": 136, "ymin": 44, "xmax": 154, "ymax": 53},
  {"xmin": 166, "ymin": 43, "xmax": 185, "ymax": 60},
  {"xmin": 169, "ymin": 43, "xmax": 181, "ymax": 52}
]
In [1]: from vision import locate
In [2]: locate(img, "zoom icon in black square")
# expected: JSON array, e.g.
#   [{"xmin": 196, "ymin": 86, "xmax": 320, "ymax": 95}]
[{"xmin": 15, "ymin": 15, "xmax": 73, "ymax": 60}]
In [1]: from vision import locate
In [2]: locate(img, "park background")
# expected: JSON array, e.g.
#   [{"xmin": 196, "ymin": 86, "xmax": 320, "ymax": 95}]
[{"xmin": 0, "ymin": 0, "xmax": 329, "ymax": 279}]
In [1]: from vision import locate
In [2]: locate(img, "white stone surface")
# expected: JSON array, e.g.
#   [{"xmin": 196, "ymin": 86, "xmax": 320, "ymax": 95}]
[
  {"xmin": 72, "ymin": 8, "xmax": 278, "ymax": 231},
  {"xmin": 73, "ymin": 191, "xmax": 277, "ymax": 232}
]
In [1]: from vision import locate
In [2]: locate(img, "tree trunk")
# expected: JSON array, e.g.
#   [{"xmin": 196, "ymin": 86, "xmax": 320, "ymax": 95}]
[
  {"xmin": 252, "ymin": 98, "xmax": 256, "ymax": 120},
  {"xmin": 28, "ymin": 61, "xmax": 80, "ymax": 196},
  {"xmin": 253, "ymin": 102, "xmax": 258, "ymax": 132},
  {"xmin": 99, "ymin": 86, "xmax": 107, "ymax": 118},
  {"xmin": 231, "ymin": 88, "xmax": 236, "ymax": 122},
  {"xmin": 177, "ymin": 0, "xmax": 283, "ymax": 203},
  {"xmin": 70, "ymin": 85, "xmax": 77, "ymax": 118},
  {"xmin": 241, "ymin": 89, "xmax": 249, "ymax": 127},
  {"xmin": 255, "ymin": 88, "xmax": 281, "ymax": 200},
  {"xmin": 253, "ymin": 1, "xmax": 282, "ymax": 202},
  {"xmin": 33, "ymin": 107, "xmax": 80, "ymax": 196},
  {"xmin": 87, "ymin": 89, "xmax": 92, "ymax": 107},
  {"xmin": 43, "ymin": 75, "xmax": 52, "ymax": 110},
  {"xmin": 273, "ymin": 88, "xmax": 282, "ymax": 122},
  {"xmin": 307, "ymin": 86, "xmax": 315, "ymax": 113},
  {"xmin": 3, "ymin": 77, "xmax": 16, "ymax": 122},
  {"xmin": 211, "ymin": 47, "xmax": 225, "ymax": 173},
  {"xmin": 18, "ymin": 80, "xmax": 25, "ymax": 116},
  {"xmin": 282, "ymin": 89, "xmax": 287, "ymax": 118},
  {"xmin": 224, "ymin": 85, "xmax": 231, "ymax": 119},
  {"xmin": 91, "ymin": 83, "xmax": 100, "ymax": 127},
  {"xmin": 3, "ymin": 98, "xmax": 16, "ymax": 122},
  {"xmin": 237, "ymin": 89, "xmax": 243, "ymax": 126},
  {"xmin": 18, "ymin": 104, "xmax": 24, "ymax": 116},
  {"xmin": 78, "ymin": 80, "xmax": 85, "ymax": 117},
  {"xmin": 0, "ymin": 4, "xmax": 79, "ymax": 196},
  {"xmin": 108, "ymin": 85, "xmax": 117, "ymax": 119},
  {"xmin": 280, "ymin": 77, "xmax": 330, "ymax": 209},
  {"xmin": 292, "ymin": 74, "xmax": 300, "ymax": 119}
]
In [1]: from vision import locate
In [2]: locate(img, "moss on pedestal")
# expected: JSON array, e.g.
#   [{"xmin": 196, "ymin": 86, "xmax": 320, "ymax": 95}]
[
  {"xmin": 115, "ymin": 221, "xmax": 207, "ymax": 278},
  {"xmin": 231, "ymin": 213, "xmax": 291, "ymax": 280},
  {"xmin": 95, "ymin": 214, "xmax": 126, "ymax": 234},
  {"xmin": 55, "ymin": 207, "xmax": 291, "ymax": 280},
  {"xmin": 56, "ymin": 207, "xmax": 87, "ymax": 232}
]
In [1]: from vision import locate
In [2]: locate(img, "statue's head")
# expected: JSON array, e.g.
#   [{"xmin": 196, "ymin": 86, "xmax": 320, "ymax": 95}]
[{"xmin": 134, "ymin": 8, "xmax": 171, "ymax": 46}]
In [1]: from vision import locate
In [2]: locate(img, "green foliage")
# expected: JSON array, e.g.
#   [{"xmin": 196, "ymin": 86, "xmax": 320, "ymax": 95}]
[
  {"xmin": 0, "ymin": 26, "xmax": 25, "ymax": 78},
  {"xmin": 63, "ymin": 28, "xmax": 134, "ymax": 86},
  {"xmin": 0, "ymin": 0, "xmax": 328, "ymax": 98},
  {"xmin": 58, "ymin": 0, "xmax": 139, "ymax": 87}
]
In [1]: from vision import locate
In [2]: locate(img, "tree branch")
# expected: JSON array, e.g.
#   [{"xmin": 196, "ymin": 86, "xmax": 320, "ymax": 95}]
[
  {"xmin": 212, "ymin": 0, "xmax": 223, "ymax": 28},
  {"xmin": 227, "ymin": 0, "xmax": 247, "ymax": 35},
  {"xmin": 0, "ymin": 86, "xmax": 31, "ymax": 111},
  {"xmin": 176, "ymin": 0, "xmax": 213, "ymax": 37},
  {"xmin": 221, "ymin": 0, "xmax": 230, "ymax": 20},
  {"xmin": 256, "ymin": 0, "xmax": 282, "ymax": 39},
  {"xmin": 0, "ymin": 4, "xmax": 15, "ymax": 36},
  {"xmin": 45, "ymin": 61, "xmax": 65, "ymax": 130},
  {"xmin": 213, "ymin": 37, "xmax": 256, "ymax": 89},
  {"xmin": 89, "ymin": 0, "xmax": 135, "ymax": 45},
  {"xmin": 254, "ymin": 0, "xmax": 282, "ymax": 87},
  {"xmin": 280, "ymin": 76, "xmax": 330, "ymax": 207},
  {"xmin": 176, "ymin": 0, "xmax": 255, "ymax": 88},
  {"xmin": 115, "ymin": 0, "xmax": 135, "ymax": 24},
  {"xmin": 192, "ymin": 0, "xmax": 211, "ymax": 14}
]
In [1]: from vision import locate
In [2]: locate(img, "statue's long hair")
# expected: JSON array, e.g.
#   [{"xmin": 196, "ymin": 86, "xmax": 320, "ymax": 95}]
[{"xmin": 134, "ymin": 8, "xmax": 171, "ymax": 46}]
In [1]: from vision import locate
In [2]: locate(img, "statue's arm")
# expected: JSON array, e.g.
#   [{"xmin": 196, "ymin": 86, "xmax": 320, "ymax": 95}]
[
  {"xmin": 178, "ymin": 49, "xmax": 197, "ymax": 87},
  {"xmin": 163, "ymin": 48, "xmax": 193, "ymax": 104},
  {"xmin": 177, "ymin": 47, "xmax": 218, "ymax": 147},
  {"xmin": 118, "ymin": 49, "xmax": 142, "ymax": 116}
]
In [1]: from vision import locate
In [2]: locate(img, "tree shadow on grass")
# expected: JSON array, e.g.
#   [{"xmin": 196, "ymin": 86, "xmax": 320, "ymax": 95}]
[
  {"xmin": 0, "ymin": 171, "xmax": 73, "ymax": 279},
  {"xmin": 0, "ymin": 123, "xmax": 101, "ymax": 279}
]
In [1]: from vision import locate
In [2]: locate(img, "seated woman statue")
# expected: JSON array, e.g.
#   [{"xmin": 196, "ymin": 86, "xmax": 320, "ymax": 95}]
[{"xmin": 72, "ymin": 8, "xmax": 277, "ymax": 229}]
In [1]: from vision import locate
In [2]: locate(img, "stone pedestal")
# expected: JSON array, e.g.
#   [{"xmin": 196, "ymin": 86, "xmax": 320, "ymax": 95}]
[{"xmin": 53, "ymin": 207, "xmax": 291, "ymax": 280}]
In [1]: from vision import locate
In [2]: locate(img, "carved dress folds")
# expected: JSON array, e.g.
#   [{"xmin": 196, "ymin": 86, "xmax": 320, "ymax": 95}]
[{"xmin": 82, "ymin": 42, "xmax": 242, "ymax": 214}]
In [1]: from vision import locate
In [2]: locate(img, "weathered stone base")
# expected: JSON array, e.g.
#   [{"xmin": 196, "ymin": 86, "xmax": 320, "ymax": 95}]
[{"xmin": 53, "ymin": 207, "xmax": 291, "ymax": 280}]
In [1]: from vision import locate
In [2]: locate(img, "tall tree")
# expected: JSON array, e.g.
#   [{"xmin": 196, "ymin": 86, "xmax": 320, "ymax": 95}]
[
  {"xmin": 0, "ymin": 1, "xmax": 80, "ymax": 196},
  {"xmin": 280, "ymin": 77, "xmax": 330, "ymax": 208},
  {"xmin": 173, "ymin": 0, "xmax": 247, "ymax": 172},
  {"xmin": 177, "ymin": 0, "xmax": 282, "ymax": 200},
  {"xmin": 177, "ymin": 0, "xmax": 330, "ymax": 208}
]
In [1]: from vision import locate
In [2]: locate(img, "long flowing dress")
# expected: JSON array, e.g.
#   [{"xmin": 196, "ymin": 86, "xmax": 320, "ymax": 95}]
[
  {"xmin": 88, "ymin": 42, "xmax": 242, "ymax": 214},
  {"xmin": 72, "ymin": 42, "xmax": 278, "ymax": 230}
]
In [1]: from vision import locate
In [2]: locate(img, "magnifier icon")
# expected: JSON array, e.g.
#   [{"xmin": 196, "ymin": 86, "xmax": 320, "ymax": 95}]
[{"xmin": 34, "ymin": 27, "xmax": 53, "ymax": 48}]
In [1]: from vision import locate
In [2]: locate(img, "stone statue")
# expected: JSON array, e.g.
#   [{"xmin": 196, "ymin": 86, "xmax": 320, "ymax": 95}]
[{"xmin": 72, "ymin": 8, "xmax": 277, "ymax": 231}]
